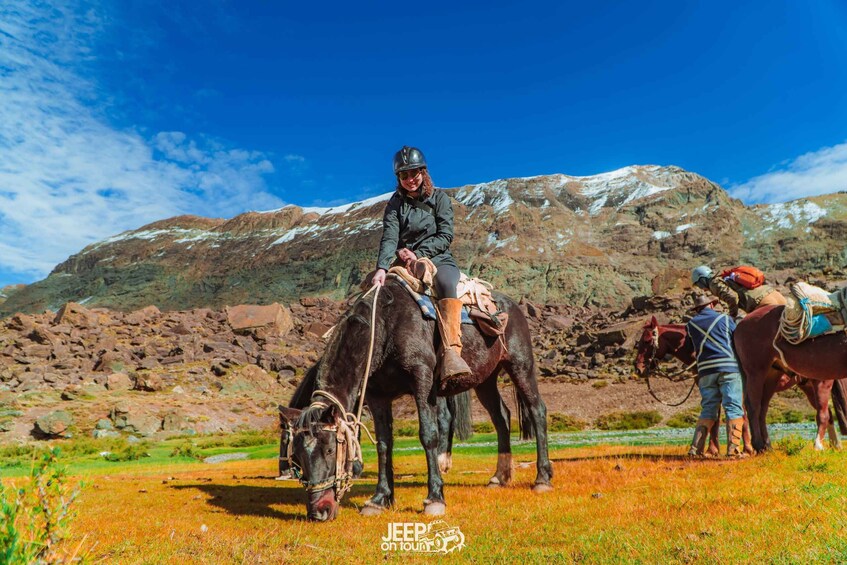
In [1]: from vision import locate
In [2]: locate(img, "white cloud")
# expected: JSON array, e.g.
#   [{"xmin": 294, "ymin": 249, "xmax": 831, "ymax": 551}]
[
  {"xmin": 730, "ymin": 142, "xmax": 847, "ymax": 204},
  {"xmin": 0, "ymin": 1, "xmax": 285, "ymax": 281}
]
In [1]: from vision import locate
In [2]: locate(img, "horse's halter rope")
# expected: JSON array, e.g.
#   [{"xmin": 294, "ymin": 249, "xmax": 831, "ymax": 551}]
[
  {"xmin": 643, "ymin": 327, "xmax": 698, "ymax": 407},
  {"xmin": 285, "ymin": 283, "xmax": 381, "ymax": 502}
]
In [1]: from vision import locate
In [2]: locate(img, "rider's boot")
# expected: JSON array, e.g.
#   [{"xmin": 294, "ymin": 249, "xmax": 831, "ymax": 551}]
[
  {"xmin": 726, "ymin": 418, "xmax": 748, "ymax": 458},
  {"xmin": 688, "ymin": 418, "xmax": 715, "ymax": 457},
  {"xmin": 435, "ymin": 298, "xmax": 472, "ymax": 385}
]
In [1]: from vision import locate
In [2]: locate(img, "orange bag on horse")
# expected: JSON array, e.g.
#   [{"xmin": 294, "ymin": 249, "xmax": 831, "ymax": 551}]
[{"xmin": 721, "ymin": 266, "xmax": 765, "ymax": 290}]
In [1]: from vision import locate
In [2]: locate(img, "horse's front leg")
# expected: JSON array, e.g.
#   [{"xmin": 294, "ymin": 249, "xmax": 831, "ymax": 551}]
[
  {"xmin": 745, "ymin": 378, "xmax": 767, "ymax": 453},
  {"xmin": 361, "ymin": 394, "xmax": 394, "ymax": 516},
  {"xmin": 413, "ymin": 388, "xmax": 446, "ymax": 516}
]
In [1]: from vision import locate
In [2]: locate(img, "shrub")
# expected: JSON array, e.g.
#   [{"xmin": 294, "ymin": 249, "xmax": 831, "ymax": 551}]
[
  {"xmin": 774, "ymin": 434, "xmax": 807, "ymax": 456},
  {"xmin": 0, "ymin": 447, "xmax": 88, "ymax": 563},
  {"xmin": 595, "ymin": 410, "xmax": 662, "ymax": 431},
  {"xmin": 104, "ymin": 443, "xmax": 149, "ymax": 462},
  {"xmin": 473, "ymin": 421, "xmax": 494, "ymax": 434},
  {"xmin": 393, "ymin": 420, "xmax": 419, "ymax": 437},
  {"xmin": 591, "ymin": 380, "xmax": 608, "ymax": 389},
  {"xmin": 170, "ymin": 442, "xmax": 201, "ymax": 459},
  {"xmin": 665, "ymin": 408, "xmax": 700, "ymax": 429},
  {"xmin": 548, "ymin": 413, "xmax": 588, "ymax": 432},
  {"xmin": 767, "ymin": 407, "xmax": 814, "ymax": 424}
]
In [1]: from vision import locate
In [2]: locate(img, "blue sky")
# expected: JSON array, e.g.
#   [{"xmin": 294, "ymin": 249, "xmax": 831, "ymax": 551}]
[{"xmin": 1, "ymin": 0, "xmax": 847, "ymax": 287}]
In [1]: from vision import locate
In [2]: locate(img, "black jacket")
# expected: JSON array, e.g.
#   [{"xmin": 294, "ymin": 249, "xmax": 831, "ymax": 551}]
[{"xmin": 376, "ymin": 189, "xmax": 457, "ymax": 271}]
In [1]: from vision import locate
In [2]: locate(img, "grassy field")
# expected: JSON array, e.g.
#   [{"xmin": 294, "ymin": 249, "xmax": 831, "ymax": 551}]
[{"xmin": 2, "ymin": 426, "xmax": 847, "ymax": 564}]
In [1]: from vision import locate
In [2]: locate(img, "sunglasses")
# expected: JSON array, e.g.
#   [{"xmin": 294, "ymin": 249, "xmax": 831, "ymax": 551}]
[{"xmin": 397, "ymin": 168, "xmax": 423, "ymax": 181}]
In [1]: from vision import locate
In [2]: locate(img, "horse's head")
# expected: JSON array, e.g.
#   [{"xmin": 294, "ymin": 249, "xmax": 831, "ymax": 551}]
[
  {"xmin": 279, "ymin": 403, "xmax": 359, "ymax": 522},
  {"xmin": 633, "ymin": 316, "xmax": 662, "ymax": 377}
]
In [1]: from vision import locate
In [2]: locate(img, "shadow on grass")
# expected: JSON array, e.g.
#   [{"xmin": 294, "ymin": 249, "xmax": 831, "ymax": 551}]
[
  {"xmin": 171, "ymin": 480, "xmax": 429, "ymax": 520},
  {"xmin": 549, "ymin": 452, "xmax": 743, "ymax": 464}
]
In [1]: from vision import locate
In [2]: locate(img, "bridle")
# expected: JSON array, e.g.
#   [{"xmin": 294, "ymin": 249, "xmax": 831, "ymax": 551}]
[
  {"xmin": 640, "ymin": 326, "xmax": 698, "ymax": 407},
  {"xmin": 283, "ymin": 284, "xmax": 381, "ymax": 502}
]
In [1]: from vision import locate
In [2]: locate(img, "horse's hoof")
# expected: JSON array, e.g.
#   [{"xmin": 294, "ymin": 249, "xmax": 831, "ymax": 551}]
[
  {"xmin": 360, "ymin": 503, "xmax": 385, "ymax": 517},
  {"xmin": 487, "ymin": 477, "xmax": 502, "ymax": 488},
  {"xmin": 423, "ymin": 501, "xmax": 446, "ymax": 516},
  {"xmin": 532, "ymin": 483, "xmax": 553, "ymax": 494}
]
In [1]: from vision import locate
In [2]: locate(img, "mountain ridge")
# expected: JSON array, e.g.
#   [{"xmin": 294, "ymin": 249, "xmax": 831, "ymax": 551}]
[{"xmin": 3, "ymin": 164, "xmax": 846, "ymax": 315}]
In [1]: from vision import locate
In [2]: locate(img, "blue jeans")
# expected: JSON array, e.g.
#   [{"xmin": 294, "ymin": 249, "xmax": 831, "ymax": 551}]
[{"xmin": 698, "ymin": 372, "xmax": 744, "ymax": 420}]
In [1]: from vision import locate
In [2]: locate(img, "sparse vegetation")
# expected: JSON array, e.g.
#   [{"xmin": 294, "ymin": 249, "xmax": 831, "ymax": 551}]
[
  {"xmin": 665, "ymin": 408, "xmax": 700, "ymax": 428},
  {"xmin": 548, "ymin": 413, "xmax": 588, "ymax": 432},
  {"xmin": 595, "ymin": 410, "xmax": 662, "ymax": 430},
  {"xmin": 774, "ymin": 434, "xmax": 807, "ymax": 456},
  {"xmin": 0, "ymin": 447, "xmax": 88, "ymax": 563},
  {"xmin": 591, "ymin": 380, "xmax": 608, "ymax": 389}
]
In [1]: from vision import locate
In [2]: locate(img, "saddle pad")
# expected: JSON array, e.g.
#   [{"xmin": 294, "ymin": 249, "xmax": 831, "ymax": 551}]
[{"xmin": 391, "ymin": 275, "xmax": 473, "ymax": 324}]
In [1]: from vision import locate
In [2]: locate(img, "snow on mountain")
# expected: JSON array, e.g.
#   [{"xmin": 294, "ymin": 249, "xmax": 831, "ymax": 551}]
[{"xmin": 756, "ymin": 201, "xmax": 827, "ymax": 232}]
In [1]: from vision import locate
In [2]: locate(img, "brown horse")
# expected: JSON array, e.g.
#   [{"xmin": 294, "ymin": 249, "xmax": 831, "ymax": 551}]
[
  {"xmin": 734, "ymin": 305, "xmax": 847, "ymax": 452},
  {"xmin": 634, "ymin": 316, "xmax": 846, "ymax": 453}
]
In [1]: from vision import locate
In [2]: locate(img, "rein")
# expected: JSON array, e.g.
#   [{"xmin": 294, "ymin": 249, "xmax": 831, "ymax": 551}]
[
  {"xmin": 643, "ymin": 327, "xmax": 698, "ymax": 407},
  {"xmin": 284, "ymin": 283, "xmax": 381, "ymax": 502}
]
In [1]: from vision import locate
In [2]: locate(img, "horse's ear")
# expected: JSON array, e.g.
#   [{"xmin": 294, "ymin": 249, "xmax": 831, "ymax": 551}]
[
  {"xmin": 320, "ymin": 403, "xmax": 340, "ymax": 423},
  {"xmin": 279, "ymin": 406, "xmax": 302, "ymax": 427},
  {"xmin": 649, "ymin": 316, "xmax": 658, "ymax": 329}
]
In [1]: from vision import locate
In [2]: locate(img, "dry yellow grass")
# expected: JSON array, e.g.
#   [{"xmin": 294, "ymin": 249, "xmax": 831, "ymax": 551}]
[{"xmin": 59, "ymin": 445, "xmax": 847, "ymax": 564}]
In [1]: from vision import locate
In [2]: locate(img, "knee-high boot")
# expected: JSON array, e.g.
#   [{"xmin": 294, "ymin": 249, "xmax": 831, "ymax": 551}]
[
  {"xmin": 688, "ymin": 418, "xmax": 715, "ymax": 456},
  {"xmin": 726, "ymin": 418, "xmax": 747, "ymax": 457},
  {"xmin": 435, "ymin": 298, "xmax": 472, "ymax": 381}
]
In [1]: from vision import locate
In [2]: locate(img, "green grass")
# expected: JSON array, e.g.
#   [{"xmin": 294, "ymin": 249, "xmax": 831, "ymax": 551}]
[{"xmin": 594, "ymin": 410, "xmax": 662, "ymax": 431}]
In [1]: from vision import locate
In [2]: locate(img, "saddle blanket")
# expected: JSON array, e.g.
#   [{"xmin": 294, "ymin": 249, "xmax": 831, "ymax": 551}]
[{"xmin": 392, "ymin": 275, "xmax": 474, "ymax": 324}]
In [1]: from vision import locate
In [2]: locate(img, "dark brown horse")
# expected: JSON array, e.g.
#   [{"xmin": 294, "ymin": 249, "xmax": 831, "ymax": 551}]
[
  {"xmin": 634, "ymin": 315, "xmax": 847, "ymax": 453},
  {"xmin": 278, "ymin": 359, "xmax": 472, "ymax": 478},
  {"xmin": 734, "ymin": 305, "xmax": 847, "ymax": 452},
  {"xmin": 279, "ymin": 278, "xmax": 552, "ymax": 521}
]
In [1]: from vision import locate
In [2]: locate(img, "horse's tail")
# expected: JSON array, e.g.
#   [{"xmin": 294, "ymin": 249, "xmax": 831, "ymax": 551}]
[
  {"xmin": 831, "ymin": 379, "xmax": 847, "ymax": 436},
  {"xmin": 514, "ymin": 387, "xmax": 535, "ymax": 441},
  {"xmin": 452, "ymin": 391, "xmax": 473, "ymax": 440},
  {"xmin": 289, "ymin": 360, "xmax": 320, "ymax": 408}
]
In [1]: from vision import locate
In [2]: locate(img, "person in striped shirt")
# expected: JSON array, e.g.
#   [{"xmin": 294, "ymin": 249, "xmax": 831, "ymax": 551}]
[{"xmin": 686, "ymin": 294, "xmax": 746, "ymax": 457}]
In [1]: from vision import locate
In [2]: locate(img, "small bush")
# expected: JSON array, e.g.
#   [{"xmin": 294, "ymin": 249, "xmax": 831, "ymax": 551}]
[
  {"xmin": 548, "ymin": 413, "xmax": 588, "ymax": 432},
  {"xmin": 592, "ymin": 380, "xmax": 608, "ymax": 389},
  {"xmin": 473, "ymin": 421, "xmax": 494, "ymax": 434},
  {"xmin": 393, "ymin": 420, "xmax": 419, "ymax": 437},
  {"xmin": 0, "ymin": 447, "xmax": 88, "ymax": 563},
  {"xmin": 170, "ymin": 442, "xmax": 201, "ymax": 459},
  {"xmin": 774, "ymin": 434, "xmax": 807, "ymax": 456},
  {"xmin": 595, "ymin": 410, "xmax": 662, "ymax": 431},
  {"xmin": 104, "ymin": 443, "xmax": 149, "ymax": 462},
  {"xmin": 767, "ymin": 407, "xmax": 814, "ymax": 424},
  {"xmin": 666, "ymin": 409, "xmax": 700, "ymax": 429}
]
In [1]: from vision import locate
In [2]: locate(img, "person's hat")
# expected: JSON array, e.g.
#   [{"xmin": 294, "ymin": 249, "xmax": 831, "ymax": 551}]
[{"xmin": 689, "ymin": 294, "xmax": 719, "ymax": 311}]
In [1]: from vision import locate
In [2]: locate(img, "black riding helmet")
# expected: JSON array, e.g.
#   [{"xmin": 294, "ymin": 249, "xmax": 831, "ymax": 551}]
[{"xmin": 393, "ymin": 146, "xmax": 427, "ymax": 174}]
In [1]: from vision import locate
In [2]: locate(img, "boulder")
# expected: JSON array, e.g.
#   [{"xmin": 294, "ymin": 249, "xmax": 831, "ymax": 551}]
[
  {"xmin": 111, "ymin": 403, "xmax": 161, "ymax": 436},
  {"xmin": 53, "ymin": 302, "xmax": 97, "ymax": 327},
  {"xmin": 135, "ymin": 373, "xmax": 164, "ymax": 392},
  {"xmin": 106, "ymin": 372, "xmax": 134, "ymax": 391},
  {"xmin": 225, "ymin": 303, "xmax": 293, "ymax": 338},
  {"xmin": 35, "ymin": 410, "xmax": 73, "ymax": 437},
  {"xmin": 303, "ymin": 322, "xmax": 332, "ymax": 339}
]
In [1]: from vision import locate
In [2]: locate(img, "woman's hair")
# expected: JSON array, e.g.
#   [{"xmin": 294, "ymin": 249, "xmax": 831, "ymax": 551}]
[
  {"xmin": 396, "ymin": 168, "xmax": 434, "ymax": 199},
  {"xmin": 420, "ymin": 169, "xmax": 434, "ymax": 199}
]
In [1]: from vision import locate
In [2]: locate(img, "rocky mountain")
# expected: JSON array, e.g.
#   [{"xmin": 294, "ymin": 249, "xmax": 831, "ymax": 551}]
[{"xmin": 3, "ymin": 165, "xmax": 847, "ymax": 316}]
